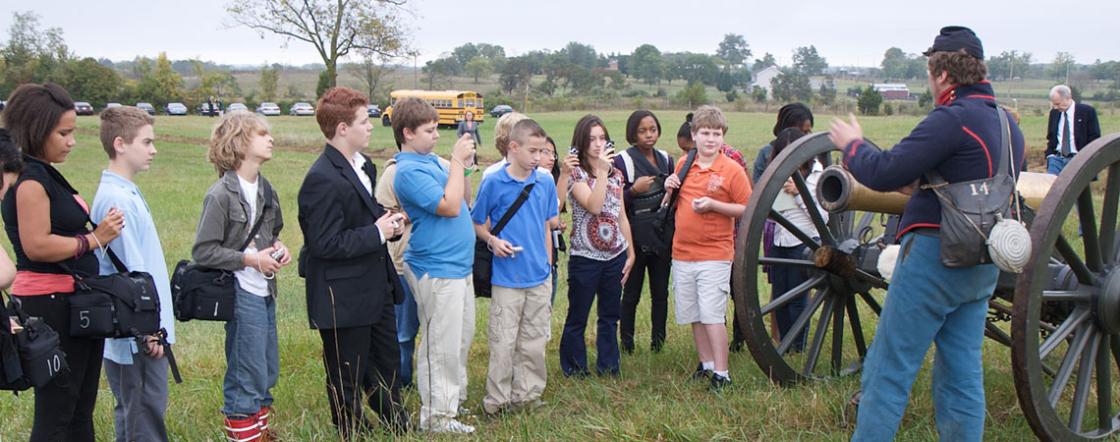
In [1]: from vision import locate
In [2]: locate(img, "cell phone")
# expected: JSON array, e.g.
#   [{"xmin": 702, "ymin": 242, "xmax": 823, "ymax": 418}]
[
  {"xmin": 569, "ymin": 146, "xmax": 579, "ymax": 155},
  {"xmin": 270, "ymin": 248, "xmax": 285, "ymax": 261},
  {"xmin": 511, "ymin": 246, "xmax": 524, "ymax": 252}
]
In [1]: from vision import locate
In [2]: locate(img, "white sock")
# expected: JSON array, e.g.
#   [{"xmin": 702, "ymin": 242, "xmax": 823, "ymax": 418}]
[
  {"xmin": 702, "ymin": 361, "xmax": 715, "ymax": 371},
  {"xmin": 714, "ymin": 370, "xmax": 729, "ymax": 378}
]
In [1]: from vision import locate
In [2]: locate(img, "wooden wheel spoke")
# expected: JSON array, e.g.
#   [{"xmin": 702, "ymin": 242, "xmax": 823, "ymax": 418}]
[
  {"xmin": 1097, "ymin": 334, "xmax": 1114, "ymax": 432},
  {"xmin": 777, "ymin": 288, "xmax": 829, "ymax": 355},
  {"xmin": 858, "ymin": 291, "xmax": 882, "ymax": 316},
  {"xmin": 1056, "ymin": 235, "xmax": 1097, "ymax": 285},
  {"xmin": 761, "ymin": 274, "xmax": 826, "ymax": 315},
  {"xmin": 758, "ymin": 257, "xmax": 818, "ymax": 270},
  {"xmin": 791, "ymin": 172, "xmax": 835, "ymax": 246},
  {"xmin": 802, "ymin": 295, "xmax": 836, "ymax": 377},
  {"xmin": 1041, "ymin": 308, "xmax": 1090, "ymax": 360},
  {"xmin": 1068, "ymin": 331, "xmax": 1101, "ymax": 432},
  {"xmin": 831, "ymin": 297, "xmax": 846, "ymax": 374},
  {"xmin": 1042, "ymin": 289, "xmax": 1093, "ymax": 303},
  {"xmin": 770, "ymin": 210, "xmax": 822, "ymax": 251},
  {"xmin": 1049, "ymin": 325, "xmax": 1093, "ymax": 407},
  {"xmin": 1077, "ymin": 189, "xmax": 1104, "ymax": 273},
  {"xmin": 1100, "ymin": 163, "xmax": 1120, "ymax": 263},
  {"xmin": 846, "ymin": 296, "xmax": 868, "ymax": 359}
]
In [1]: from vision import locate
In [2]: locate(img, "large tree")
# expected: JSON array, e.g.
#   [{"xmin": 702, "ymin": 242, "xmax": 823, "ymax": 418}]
[
  {"xmin": 227, "ymin": 0, "xmax": 409, "ymax": 89},
  {"xmin": 259, "ymin": 63, "xmax": 280, "ymax": 101},
  {"xmin": 792, "ymin": 45, "xmax": 827, "ymax": 76},
  {"xmin": 716, "ymin": 33, "xmax": 751, "ymax": 68},
  {"xmin": 346, "ymin": 56, "xmax": 394, "ymax": 101},
  {"xmin": 630, "ymin": 44, "xmax": 664, "ymax": 85}
]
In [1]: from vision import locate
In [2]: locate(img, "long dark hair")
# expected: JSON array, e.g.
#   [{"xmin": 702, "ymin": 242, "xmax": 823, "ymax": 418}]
[
  {"xmin": 773, "ymin": 103, "xmax": 814, "ymax": 136},
  {"xmin": 570, "ymin": 114, "xmax": 610, "ymax": 175},
  {"xmin": 0, "ymin": 128, "xmax": 25, "ymax": 174},
  {"xmin": 770, "ymin": 127, "xmax": 811, "ymax": 175},
  {"xmin": 2, "ymin": 82, "xmax": 74, "ymax": 159}
]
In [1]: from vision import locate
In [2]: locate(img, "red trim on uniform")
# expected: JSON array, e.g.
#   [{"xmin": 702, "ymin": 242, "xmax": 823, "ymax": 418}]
[
  {"xmin": 961, "ymin": 126, "xmax": 993, "ymax": 176},
  {"xmin": 845, "ymin": 140, "xmax": 862, "ymax": 164},
  {"xmin": 965, "ymin": 94, "xmax": 995, "ymax": 100},
  {"xmin": 936, "ymin": 85, "xmax": 959, "ymax": 106},
  {"xmin": 897, "ymin": 223, "xmax": 940, "ymax": 240}
]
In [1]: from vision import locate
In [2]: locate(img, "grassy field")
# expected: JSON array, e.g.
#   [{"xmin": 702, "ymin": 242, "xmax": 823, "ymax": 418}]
[{"xmin": 0, "ymin": 110, "xmax": 1118, "ymax": 441}]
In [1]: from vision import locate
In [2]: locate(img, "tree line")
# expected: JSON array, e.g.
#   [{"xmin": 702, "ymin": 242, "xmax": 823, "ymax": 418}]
[{"xmin": 4, "ymin": 8, "xmax": 1120, "ymax": 112}]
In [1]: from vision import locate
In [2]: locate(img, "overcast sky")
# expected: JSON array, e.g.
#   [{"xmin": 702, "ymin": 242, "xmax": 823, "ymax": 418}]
[{"xmin": 2, "ymin": 0, "xmax": 1117, "ymax": 68}]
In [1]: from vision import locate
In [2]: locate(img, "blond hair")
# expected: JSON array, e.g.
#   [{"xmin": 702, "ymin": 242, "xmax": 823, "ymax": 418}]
[
  {"xmin": 690, "ymin": 105, "xmax": 727, "ymax": 134},
  {"xmin": 494, "ymin": 111, "xmax": 529, "ymax": 156},
  {"xmin": 99, "ymin": 106, "xmax": 154, "ymax": 159},
  {"xmin": 208, "ymin": 111, "xmax": 269, "ymax": 174}
]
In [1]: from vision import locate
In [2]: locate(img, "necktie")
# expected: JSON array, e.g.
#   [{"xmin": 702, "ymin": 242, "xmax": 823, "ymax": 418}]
[{"xmin": 1060, "ymin": 111, "xmax": 1072, "ymax": 156}]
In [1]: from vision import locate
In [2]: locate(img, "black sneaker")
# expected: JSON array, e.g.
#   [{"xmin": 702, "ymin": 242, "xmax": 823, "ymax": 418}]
[
  {"xmin": 709, "ymin": 373, "xmax": 732, "ymax": 391},
  {"xmin": 689, "ymin": 362, "xmax": 713, "ymax": 382}
]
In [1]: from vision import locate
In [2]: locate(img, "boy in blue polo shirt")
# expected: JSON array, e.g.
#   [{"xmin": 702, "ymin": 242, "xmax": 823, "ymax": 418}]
[
  {"xmin": 392, "ymin": 97, "xmax": 479, "ymax": 434},
  {"xmin": 472, "ymin": 119, "xmax": 559, "ymax": 416},
  {"xmin": 92, "ymin": 106, "xmax": 176, "ymax": 442}
]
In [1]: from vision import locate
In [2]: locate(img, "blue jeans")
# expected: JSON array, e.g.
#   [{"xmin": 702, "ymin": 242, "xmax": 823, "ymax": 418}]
[
  {"xmin": 222, "ymin": 285, "xmax": 279, "ymax": 417},
  {"xmin": 852, "ymin": 233, "xmax": 998, "ymax": 442},
  {"xmin": 394, "ymin": 274, "xmax": 419, "ymax": 388},
  {"xmin": 771, "ymin": 243, "xmax": 811, "ymax": 352},
  {"xmin": 1047, "ymin": 154, "xmax": 1072, "ymax": 175},
  {"xmin": 560, "ymin": 253, "xmax": 625, "ymax": 376}
]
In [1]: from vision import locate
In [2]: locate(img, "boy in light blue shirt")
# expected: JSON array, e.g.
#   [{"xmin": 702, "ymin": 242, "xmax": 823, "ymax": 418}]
[
  {"xmin": 392, "ymin": 97, "xmax": 479, "ymax": 433},
  {"xmin": 471, "ymin": 119, "xmax": 558, "ymax": 416},
  {"xmin": 92, "ymin": 106, "xmax": 175, "ymax": 442}
]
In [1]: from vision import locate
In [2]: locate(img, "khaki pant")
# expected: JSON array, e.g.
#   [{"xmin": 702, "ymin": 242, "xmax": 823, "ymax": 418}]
[
  {"xmin": 483, "ymin": 281, "xmax": 552, "ymax": 414},
  {"xmin": 404, "ymin": 265, "xmax": 476, "ymax": 427}
]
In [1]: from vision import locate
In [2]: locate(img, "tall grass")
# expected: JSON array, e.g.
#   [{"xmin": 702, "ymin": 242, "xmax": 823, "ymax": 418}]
[{"xmin": 0, "ymin": 112, "xmax": 1116, "ymax": 440}]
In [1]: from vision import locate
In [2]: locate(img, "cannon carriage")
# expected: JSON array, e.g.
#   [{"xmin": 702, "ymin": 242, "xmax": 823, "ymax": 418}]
[{"xmin": 732, "ymin": 131, "xmax": 1120, "ymax": 440}]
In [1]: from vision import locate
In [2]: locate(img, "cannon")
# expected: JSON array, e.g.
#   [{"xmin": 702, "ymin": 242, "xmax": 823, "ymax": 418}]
[{"xmin": 732, "ymin": 131, "xmax": 1120, "ymax": 441}]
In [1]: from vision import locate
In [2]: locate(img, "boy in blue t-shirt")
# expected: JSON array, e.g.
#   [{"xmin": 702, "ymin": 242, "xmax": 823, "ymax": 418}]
[
  {"xmin": 392, "ymin": 97, "xmax": 479, "ymax": 434},
  {"xmin": 471, "ymin": 119, "xmax": 559, "ymax": 416}
]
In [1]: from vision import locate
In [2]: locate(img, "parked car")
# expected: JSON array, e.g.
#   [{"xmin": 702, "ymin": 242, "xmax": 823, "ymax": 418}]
[
  {"xmin": 367, "ymin": 104, "xmax": 382, "ymax": 118},
  {"xmin": 198, "ymin": 102, "xmax": 219, "ymax": 116},
  {"xmin": 490, "ymin": 104, "xmax": 513, "ymax": 118},
  {"xmin": 227, "ymin": 102, "xmax": 248, "ymax": 112},
  {"xmin": 256, "ymin": 102, "xmax": 281, "ymax": 116},
  {"xmin": 136, "ymin": 102, "xmax": 156, "ymax": 115},
  {"xmin": 165, "ymin": 102, "xmax": 188, "ymax": 116},
  {"xmin": 105, "ymin": 102, "xmax": 122, "ymax": 110},
  {"xmin": 289, "ymin": 102, "xmax": 315, "ymax": 116},
  {"xmin": 74, "ymin": 102, "xmax": 95, "ymax": 116}
]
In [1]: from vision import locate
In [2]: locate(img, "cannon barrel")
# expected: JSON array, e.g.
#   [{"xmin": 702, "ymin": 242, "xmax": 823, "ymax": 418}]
[{"xmin": 815, "ymin": 165, "xmax": 1055, "ymax": 214}]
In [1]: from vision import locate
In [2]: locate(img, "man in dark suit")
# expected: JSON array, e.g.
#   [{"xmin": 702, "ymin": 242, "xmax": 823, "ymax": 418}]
[
  {"xmin": 1046, "ymin": 84, "xmax": 1101, "ymax": 175},
  {"xmin": 298, "ymin": 87, "xmax": 408, "ymax": 437}
]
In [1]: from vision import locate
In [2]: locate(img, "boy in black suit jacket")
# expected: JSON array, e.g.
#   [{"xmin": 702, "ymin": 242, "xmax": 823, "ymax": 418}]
[{"xmin": 297, "ymin": 86, "xmax": 408, "ymax": 437}]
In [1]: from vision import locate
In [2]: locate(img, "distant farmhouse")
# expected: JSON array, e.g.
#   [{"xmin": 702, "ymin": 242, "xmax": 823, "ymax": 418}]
[
  {"xmin": 751, "ymin": 65, "xmax": 782, "ymax": 100},
  {"xmin": 873, "ymin": 83, "xmax": 911, "ymax": 100}
]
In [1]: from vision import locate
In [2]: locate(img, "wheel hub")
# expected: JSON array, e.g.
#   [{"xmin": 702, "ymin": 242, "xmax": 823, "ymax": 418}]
[{"xmin": 1098, "ymin": 268, "xmax": 1120, "ymax": 334}]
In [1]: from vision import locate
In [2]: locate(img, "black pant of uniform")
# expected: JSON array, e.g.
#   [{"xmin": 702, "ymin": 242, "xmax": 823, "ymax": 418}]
[
  {"xmin": 16, "ymin": 293, "xmax": 105, "ymax": 442},
  {"xmin": 319, "ymin": 301, "xmax": 409, "ymax": 438},
  {"xmin": 620, "ymin": 250, "xmax": 671, "ymax": 353}
]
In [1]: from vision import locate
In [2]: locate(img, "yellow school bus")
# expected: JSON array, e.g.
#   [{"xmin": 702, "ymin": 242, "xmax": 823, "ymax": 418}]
[{"xmin": 381, "ymin": 90, "xmax": 485, "ymax": 127}]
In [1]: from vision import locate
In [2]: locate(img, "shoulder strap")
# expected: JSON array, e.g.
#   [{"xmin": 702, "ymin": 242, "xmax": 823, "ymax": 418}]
[
  {"xmin": 626, "ymin": 146, "xmax": 666, "ymax": 178},
  {"xmin": 490, "ymin": 182, "xmax": 536, "ymax": 236},
  {"xmin": 619, "ymin": 149, "xmax": 637, "ymax": 183},
  {"xmin": 665, "ymin": 148, "xmax": 698, "ymax": 210},
  {"xmin": 240, "ymin": 178, "xmax": 273, "ymax": 252},
  {"xmin": 997, "ymin": 108, "xmax": 1013, "ymax": 179}
]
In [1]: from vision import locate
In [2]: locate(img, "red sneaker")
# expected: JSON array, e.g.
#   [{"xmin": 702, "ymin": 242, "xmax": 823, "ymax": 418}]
[
  {"xmin": 224, "ymin": 414, "xmax": 262, "ymax": 442},
  {"xmin": 257, "ymin": 406, "xmax": 277, "ymax": 442}
]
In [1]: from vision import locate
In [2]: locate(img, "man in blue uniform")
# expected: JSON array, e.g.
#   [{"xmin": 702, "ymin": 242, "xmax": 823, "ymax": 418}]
[{"xmin": 829, "ymin": 26, "xmax": 1025, "ymax": 441}]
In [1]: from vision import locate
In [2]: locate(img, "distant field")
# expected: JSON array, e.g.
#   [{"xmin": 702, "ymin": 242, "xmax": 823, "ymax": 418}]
[{"xmin": 0, "ymin": 111, "xmax": 1117, "ymax": 440}]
